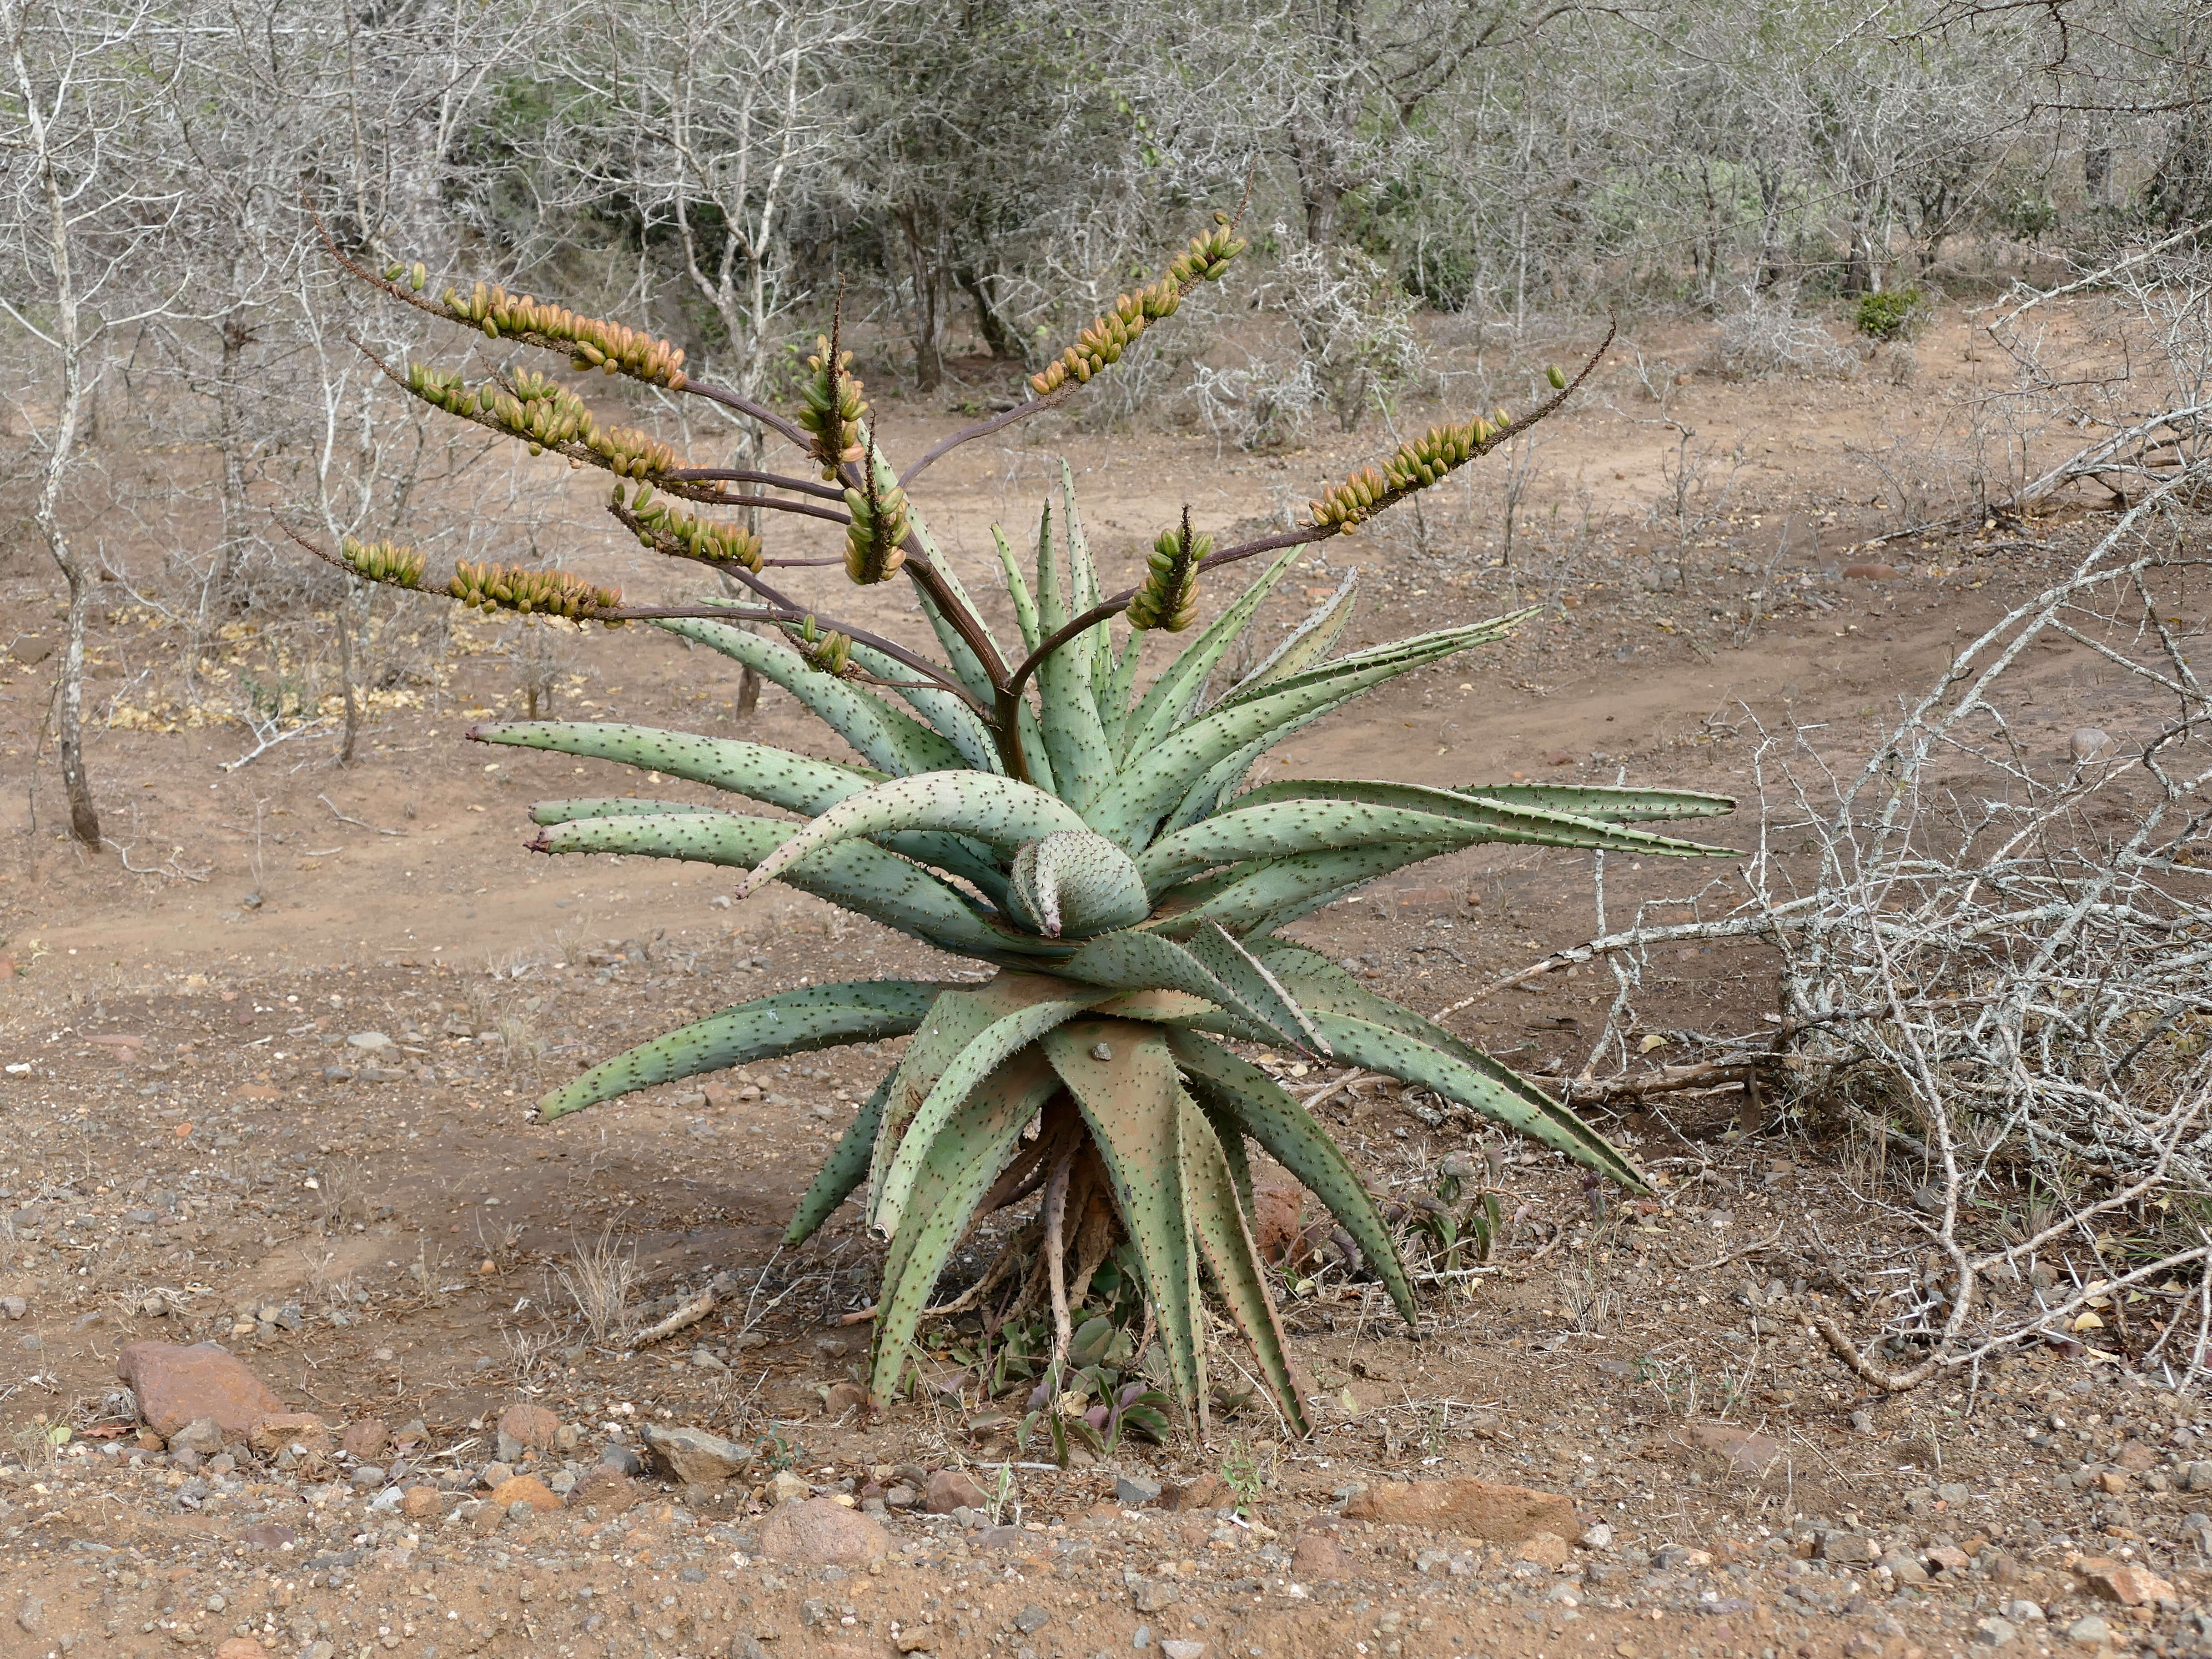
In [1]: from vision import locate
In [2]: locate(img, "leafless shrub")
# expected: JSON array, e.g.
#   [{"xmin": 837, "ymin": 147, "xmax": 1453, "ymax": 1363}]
[{"xmin": 1709, "ymin": 289, "xmax": 1855, "ymax": 381}]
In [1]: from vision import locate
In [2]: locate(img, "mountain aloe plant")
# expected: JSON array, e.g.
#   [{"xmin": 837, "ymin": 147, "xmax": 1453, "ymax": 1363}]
[{"xmin": 305, "ymin": 215, "xmax": 1734, "ymax": 1437}]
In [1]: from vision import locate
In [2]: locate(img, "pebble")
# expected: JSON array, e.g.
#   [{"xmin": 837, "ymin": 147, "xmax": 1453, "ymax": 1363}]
[
  {"xmin": 1973, "ymin": 1617, "xmax": 2018, "ymax": 1648},
  {"xmin": 599, "ymin": 1443, "xmax": 643, "ymax": 1477},
  {"xmin": 1116, "ymin": 1473, "xmax": 1162, "ymax": 1507},
  {"xmin": 2066, "ymin": 1614, "xmax": 2111, "ymax": 1647},
  {"xmin": 757, "ymin": 1497, "xmax": 889, "ymax": 1565},
  {"xmin": 0, "ymin": 1295, "xmax": 25, "ymax": 1319},
  {"xmin": 642, "ymin": 1422, "xmax": 754, "ymax": 1484},
  {"xmin": 116, "ymin": 1341, "xmax": 283, "ymax": 1440},
  {"xmin": 1132, "ymin": 1627, "xmax": 1153, "ymax": 1650},
  {"xmin": 1161, "ymin": 1643, "xmax": 1205, "ymax": 1659},
  {"xmin": 925, "ymin": 1470, "xmax": 988, "ymax": 1514}
]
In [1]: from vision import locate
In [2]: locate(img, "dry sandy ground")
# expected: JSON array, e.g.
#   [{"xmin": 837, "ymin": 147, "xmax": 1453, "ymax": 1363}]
[{"xmin": 0, "ymin": 300, "xmax": 2207, "ymax": 1659}]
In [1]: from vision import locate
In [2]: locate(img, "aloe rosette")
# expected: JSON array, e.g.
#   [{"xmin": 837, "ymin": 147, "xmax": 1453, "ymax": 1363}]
[{"xmin": 309, "ymin": 214, "xmax": 1736, "ymax": 1437}]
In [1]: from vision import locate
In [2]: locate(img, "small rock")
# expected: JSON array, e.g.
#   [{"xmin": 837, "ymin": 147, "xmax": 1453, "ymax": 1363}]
[
  {"xmin": 2076, "ymin": 1558, "xmax": 2175, "ymax": 1607},
  {"xmin": 402, "ymin": 1487, "xmax": 442, "ymax": 1519},
  {"xmin": 885, "ymin": 1483, "xmax": 920, "ymax": 1509},
  {"xmin": 2006, "ymin": 1601, "xmax": 2045, "ymax": 1623},
  {"xmin": 488, "ymin": 1475, "xmax": 561, "ymax": 1514},
  {"xmin": 1578, "ymin": 1523, "xmax": 1613, "ymax": 1552},
  {"xmin": 923, "ymin": 1469, "xmax": 990, "ymax": 1514},
  {"xmin": 1133, "ymin": 1580, "xmax": 1178, "ymax": 1614},
  {"xmin": 642, "ymin": 1422, "xmax": 754, "ymax": 1485},
  {"xmin": 1848, "ymin": 1409, "xmax": 1874, "ymax": 1433},
  {"xmin": 348, "ymin": 1464, "xmax": 387, "ymax": 1489},
  {"xmin": 170, "ymin": 1417, "xmax": 225, "ymax": 1456},
  {"xmin": 345, "ymin": 1031, "xmax": 393, "ymax": 1052},
  {"xmin": 1927, "ymin": 1544, "xmax": 1971, "ymax": 1573},
  {"xmin": 2182, "ymin": 1461, "xmax": 2212, "ymax": 1493},
  {"xmin": 479, "ymin": 1461, "xmax": 515, "ymax": 1488},
  {"xmin": 116, "ymin": 1341, "xmax": 284, "ymax": 1441},
  {"xmin": 1342, "ymin": 1478, "xmax": 1574, "ymax": 1543},
  {"xmin": 1654, "ymin": 1545, "xmax": 1713, "ymax": 1570},
  {"xmin": 771, "ymin": 1470, "xmax": 810, "ymax": 1505},
  {"xmin": 1114, "ymin": 1472, "xmax": 1161, "ymax": 1507},
  {"xmin": 895, "ymin": 1632, "xmax": 936, "ymax": 1654},
  {"xmin": 823, "ymin": 1380, "xmax": 869, "ymax": 1418},
  {"xmin": 1015, "ymin": 1606, "xmax": 1051, "ymax": 1634},
  {"xmin": 15, "ymin": 1597, "xmax": 41, "ymax": 1634},
  {"xmin": 2070, "ymin": 729, "xmax": 2113, "ymax": 763},
  {"xmin": 340, "ymin": 1418, "xmax": 389, "ymax": 1460},
  {"xmin": 599, "ymin": 1443, "xmax": 643, "ymax": 1477},
  {"xmin": 0, "ymin": 1296, "xmax": 25, "ymax": 1320},
  {"xmin": 1819, "ymin": 1533, "xmax": 1878, "ymax": 1565},
  {"xmin": 1250, "ymin": 1175, "xmax": 1308, "ymax": 1264},
  {"xmin": 497, "ymin": 1403, "xmax": 559, "ymax": 1451},
  {"xmin": 1161, "ymin": 1644, "xmax": 1205, "ymax": 1659},
  {"xmin": 1132, "ymin": 1627, "xmax": 1153, "ymax": 1651},
  {"xmin": 1516, "ymin": 1532, "xmax": 1572, "ymax": 1569},
  {"xmin": 1973, "ymin": 1618, "xmax": 2018, "ymax": 1648},
  {"xmin": 1882, "ymin": 1550, "xmax": 1928, "ymax": 1585},
  {"xmin": 2065, "ymin": 1614, "xmax": 2111, "ymax": 1647},
  {"xmin": 1679, "ymin": 1423, "xmax": 1783, "ymax": 1474},
  {"xmin": 1162, "ymin": 1473, "xmax": 1229, "ymax": 1512},
  {"xmin": 247, "ymin": 1413, "xmax": 328, "ymax": 1456},
  {"xmin": 757, "ymin": 1496, "xmax": 889, "ymax": 1565}
]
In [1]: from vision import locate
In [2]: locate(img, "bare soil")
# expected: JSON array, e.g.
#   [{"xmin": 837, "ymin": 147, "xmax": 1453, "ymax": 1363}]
[{"xmin": 1, "ymin": 306, "xmax": 2207, "ymax": 1659}]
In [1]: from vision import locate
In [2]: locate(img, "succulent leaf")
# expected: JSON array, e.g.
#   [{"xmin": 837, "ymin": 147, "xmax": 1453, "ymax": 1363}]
[
  {"xmin": 1033, "ymin": 507, "xmax": 1116, "ymax": 814},
  {"xmin": 1183, "ymin": 920, "xmax": 1327, "ymax": 1058},
  {"xmin": 841, "ymin": 640, "xmax": 1002, "ymax": 775},
  {"xmin": 786, "ymin": 1071, "xmax": 894, "ymax": 1248},
  {"xmin": 1164, "ymin": 1028, "xmax": 1418, "ymax": 1329},
  {"xmin": 739, "ymin": 773, "xmax": 1089, "ymax": 900},
  {"xmin": 538, "ymin": 980, "xmax": 938, "ymax": 1121},
  {"xmin": 869, "ymin": 1047, "xmax": 1060, "ymax": 1403},
  {"xmin": 476, "ymin": 721, "xmax": 875, "ymax": 813},
  {"xmin": 1041, "ymin": 1021, "xmax": 1203, "ymax": 1412},
  {"xmin": 1448, "ymin": 782, "xmax": 1738, "ymax": 822},
  {"xmin": 529, "ymin": 796, "xmax": 714, "ymax": 824},
  {"xmin": 992, "ymin": 527, "xmax": 1043, "ymax": 655},
  {"xmin": 870, "ymin": 994, "xmax": 1093, "ymax": 1240},
  {"xmin": 1006, "ymin": 831, "xmax": 1151, "ymax": 939},
  {"xmin": 1177, "ymin": 1088, "xmax": 1310, "ymax": 1437},
  {"xmin": 529, "ymin": 811, "xmax": 1053, "ymax": 960},
  {"xmin": 1221, "ymin": 568, "xmax": 1359, "ymax": 704},
  {"xmin": 655, "ymin": 617, "xmax": 964, "ymax": 778},
  {"xmin": 1119, "ymin": 544, "xmax": 1305, "ymax": 764}
]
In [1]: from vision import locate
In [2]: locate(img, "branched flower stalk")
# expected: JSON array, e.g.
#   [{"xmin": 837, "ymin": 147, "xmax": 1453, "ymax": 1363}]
[{"xmin": 302, "ymin": 212, "xmax": 1726, "ymax": 1438}]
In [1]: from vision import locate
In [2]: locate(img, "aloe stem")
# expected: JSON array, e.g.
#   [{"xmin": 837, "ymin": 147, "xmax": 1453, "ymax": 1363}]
[
  {"xmin": 896, "ymin": 384, "xmax": 1078, "ymax": 490},
  {"xmin": 1042, "ymin": 1142, "xmax": 1076, "ymax": 1372},
  {"xmin": 666, "ymin": 466, "xmax": 848, "ymax": 501}
]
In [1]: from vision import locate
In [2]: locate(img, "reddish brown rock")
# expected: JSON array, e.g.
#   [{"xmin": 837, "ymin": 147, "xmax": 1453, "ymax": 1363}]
[
  {"xmin": 759, "ymin": 1496, "xmax": 890, "ymax": 1565},
  {"xmin": 246, "ymin": 1413, "xmax": 329, "ymax": 1457},
  {"xmin": 924, "ymin": 1469, "xmax": 989, "ymax": 1514},
  {"xmin": 1341, "ymin": 1478, "xmax": 1574, "ymax": 1543},
  {"xmin": 497, "ymin": 1403, "xmax": 559, "ymax": 1451},
  {"xmin": 2078, "ymin": 1558, "xmax": 2176, "ymax": 1607},
  {"xmin": 340, "ymin": 1418, "xmax": 389, "ymax": 1460},
  {"xmin": 1842, "ymin": 562, "xmax": 1900, "ymax": 580},
  {"xmin": 402, "ymin": 1487, "xmax": 443, "ymax": 1519},
  {"xmin": 489, "ymin": 1475, "xmax": 562, "ymax": 1514},
  {"xmin": 823, "ymin": 1381, "xmax": 870, "ymax": 1418},
  {"xmin": 2116, "ymin": 1441, "xmax": 2157, "ymax": 1473},
  {"xmin": 1162, "ymin": 1473, "xmax": 1229, "ymax": 1512},
  {"xmin": 116, "ymin": 1342, "xmax": 284, "ymax": 1442},
  {"xmin": 1516, "ymin": 1532, "xmax": 1571, "ymax": 1568},
  {"xmin": 1290, "ymin": 1533, "xmax": 1349, "ymax": 1580}
]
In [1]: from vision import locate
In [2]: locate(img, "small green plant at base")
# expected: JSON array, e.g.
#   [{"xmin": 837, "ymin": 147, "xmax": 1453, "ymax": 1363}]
[
  {"xmin": 1219, "ymin": 1435, "xmax": 1263, "ymax": 1515},
  {"xmin": 303, "ymin": 209, "xmax": 1739, "ymax": 1441},
  {"xmin": 1853, "ymin": 287, "xmax": 1926, "ymax": 341},
  {"xmin": 1402, "ymin": 1147, "xmax": 1504, "ymax": 1273}
]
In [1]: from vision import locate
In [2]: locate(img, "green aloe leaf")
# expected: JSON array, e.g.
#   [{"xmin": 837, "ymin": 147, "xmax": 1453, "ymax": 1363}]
[
  {"xmin": 1184, "ymin": 921, "xmax": 1327, "ymax": 1057},
  {"xmin": 1177, "ymin": 1089, "xmax": 1310, "ymax": 1437},
  {"xmin": 656, "ymin": 617, "xmax": 964, "ymax": 778},
  {"xmin": 905, "ymin": 521, "xmax": 1001, "ymax": 707},
  {"xmin": 1218, "ymin": 567, "xmax": 1358, "ymax": 705},
  {"xmin": 739, "ymin": 773, "xmax": 1089, "ymax": 900},
  {"xmin": 1218, "ymin": 781, "xmax": 1737, "ymax": 859},
  {"xmin": 1094, "ymin": 616, "xmax": 1527, "ymax": 851},
  {"xmin": 786, "ymin": 1071, "xmax": 894, "ymax": 1248},
  {"xmin": 870, "ymin": 1048, "xmax": 1059, "ymax": 1403},
  {"xmin": 476, "ymin": 719, "xmax": 878, "ymax": 812},
  {"xmin": 844, "ymin": 639, "xmax": 1002, "ymax": 775},
  {"xmin": 530, "ymin": 797, "xmax": 715, "ymax": 824},
  {"xmin": 871, "ymin": 993, "xmax": 1093, "ymax": 1240},
  {"xmin": 531, "ymin": 811, "xmax": 1051, "ymax": 960},
  {"xmin": 993, "ymin": 526, "xmax": 1043, "ymax": 656},
  {"xmin": 1148, "ymin": 842, "xmax": 1463, "ymax": 938},
  {"xmin": 1057, "ymin": 928, "xmax": 1314, "ymax": 1054},
  {"xmin": 1310, "ymin": 1010, "xmax": 1648, "ymax": 1192},
  {"xmin": 1450, "ymin": 782, "xmax": 1738, "ymax": 822},
  {"xmin": 539, "ymin": 980, "xmax": 938, "ymax": 1120},
  {"xmin": 1059, "ymin": 462, "xmax": 1112, "ymax": 710},
  {"xmin": 1119, "ymin": 543, "xmax": 1306, "ymax": 764},
  {"xmin": 1165, "ymin": 1028, "xmax": 1417, "ymax": 1330},
  {"xmin": 1100, "ymin": 628, "xmax": 1146, "ymax": 752},
  {"xmin": 1042, "ymin": 1021, "xmax": 1202, "ymax": 1413},
  {"xmin": 1033, "ymin": 503, "xmax": 1116, "ymax": 816}
]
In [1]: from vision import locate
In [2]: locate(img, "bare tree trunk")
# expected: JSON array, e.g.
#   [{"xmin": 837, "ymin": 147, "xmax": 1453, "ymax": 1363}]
[
  {"xmin": 12, "ymin": 1, "xmax": 100, "ymax": 848},
  {"xmin": 212, "ymin": 311, "xmax": 254, "ymax": 604},
  {"xmin": 337, "ymin": 585, "xmax": 361, "ymax": 765},
  {"xmin": 898, "ymin": 205, "xmax": 945, "ymax": 390}
]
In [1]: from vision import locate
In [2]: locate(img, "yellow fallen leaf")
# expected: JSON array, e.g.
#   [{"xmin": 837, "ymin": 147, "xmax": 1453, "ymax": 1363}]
[
  {"xmin": 1639, "ymin": 1033, "xmax": 1669, "ymax": 1053},
  {"xmin": 2072, "ymin": 1312, "xmax": 2105, "ymax": 1332},
  {"xmin": 1338, "ymin": 1387, "xmax": 1358, "ymax": 1414}
]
